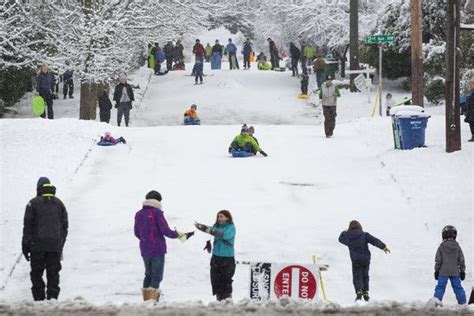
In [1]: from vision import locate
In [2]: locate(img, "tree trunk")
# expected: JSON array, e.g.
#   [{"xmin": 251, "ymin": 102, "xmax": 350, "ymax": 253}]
[
  {"xmin": 349, "ymin": 0, "xmax": 360, "ymax": 92},
  {"xmin": 411, "ymin": 0, "xmax": 424, "ymax": 107},
  {"xmin": 79, "ymin": 81, "xmax": 99, "ymax": 120}
]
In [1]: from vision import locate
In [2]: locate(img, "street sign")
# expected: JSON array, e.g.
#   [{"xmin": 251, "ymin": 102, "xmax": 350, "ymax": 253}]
[
  {"xmin": 365, "ymin": 34, "xmax": 395, "ymax": 44},
  {"xmin": 354, "ymin": 74, "xmax": 366, "ymax": 91}
]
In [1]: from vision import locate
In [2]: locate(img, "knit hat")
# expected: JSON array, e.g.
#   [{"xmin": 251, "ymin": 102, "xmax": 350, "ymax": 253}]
[
  {"xmin": 248, "ymin": 126, "xmax": 255, "ymax": 133},
  {"xmin": 145, "ymin": 190, "xmax": 162, "ymax": 202},
  {"xmin": 37, "ymin": 177, "xmax": 50, "ymax": 189}
]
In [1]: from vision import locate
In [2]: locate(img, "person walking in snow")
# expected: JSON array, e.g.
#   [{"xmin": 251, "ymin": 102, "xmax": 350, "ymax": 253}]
[
  {"xmin": 267, "ymin": 38, "xmax": 280, "ymax": 70},
  {"xmin": 313, "ymin": 53, "xmax": 326, "ymax": 88},
  {"xmin": 225, "ymin": 38, "xmax": 239, "ymax": 70},
  {"xmin": 153, "ymin": 43, "xmax": 166, "ymax": 75},
  {"xmin": 195, "ymin": 210, "xmax": 236, "ymax": 301},
  {"xmin": 22, "ymin": 177, "xmax": 68, "ymax": 301},
  {"xmin": 464, "ymin": 80, "xmax": 474, "ymax": 142},
  {"xmin": 163, "ymin": 41, "xmax": 175, "ymax": 71},
  {"xmin": 289, "ymin": 42, "xmax": 301, "ymax": 77},
  {"xmin": 113, "ymin": 77, "xmax": 134, "ymax": 127},
  {"xmin": 338, "ymin": 220, "xmax": 390, "ymax": 302},
  {"xmin": 228, "ymin": 126, "xmax": 267, "ymax": 156},
  {"xmin": 36, "ymin": 65, "xmax": 55, "ymax": 119},
  {"xmin": 319, "ymin": 75, "xmax": 341, "ymax": 138},
  {"xmin": 211, "ymin": 40, "xmax": 223, "ymax": 70},
  {"xmin": 98, "ymin": 88, "xmax": 113, "ymax": 123},
  {"xmin": 134, "ymin": 190, "xmax": 193, "ymax": 302},
  {"xmin": 193, "ymin": 59, "xmax": 204, "ymax": 85},
  {"xmin": 242, "ymin": 38, "xmax": 253, "ymax": 70},
  {"xmin": 300, "ymin": 69, "xmax": 309, "ymax": 96},
  {"xmin": 431, "ymin": 225, "xmax": 466, "ymax": 305},
  {"xmin": 61, "ymin": 69, "xmax": 74, "ymax": 99}
]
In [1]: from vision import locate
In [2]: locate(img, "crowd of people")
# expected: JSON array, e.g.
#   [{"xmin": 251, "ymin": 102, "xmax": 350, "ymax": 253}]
[{"xmin": 22, "ymin": 177, "xmax": 467, "ymax": 304}]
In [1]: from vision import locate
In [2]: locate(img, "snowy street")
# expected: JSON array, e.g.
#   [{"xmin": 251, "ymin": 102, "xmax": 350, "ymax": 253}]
[{"xmin": 1, "ymin": 63, "xmax": 472, "ymax": 314}]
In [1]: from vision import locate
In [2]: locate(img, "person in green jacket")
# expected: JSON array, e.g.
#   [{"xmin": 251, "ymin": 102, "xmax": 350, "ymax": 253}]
[
  {"xmin": 228, "ymin": 126, "xmax": 267, "ymax": 156},
  {"xmin": 195, "ymin": 210, "xmax": 236, "ymax": 301}
]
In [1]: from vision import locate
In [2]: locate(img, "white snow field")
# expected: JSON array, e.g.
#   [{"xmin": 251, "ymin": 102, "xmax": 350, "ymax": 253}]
[{"xmin": 0, "ymin": 62, "xmax": 473, "ymax": 315}]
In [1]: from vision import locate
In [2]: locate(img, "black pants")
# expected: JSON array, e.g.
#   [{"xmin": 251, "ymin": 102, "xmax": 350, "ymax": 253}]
[
  {"xmin": 243, "ymin": 54, "xmax": 251, "ymax": 69},
  {"xmin": 63, "ymin": 80, "xmax": 73, "ymax": 98},
  {"xmin": 270, "ymin": 54, "xmax": 279, "ymax": 70},
  {"xmin": 352, "ymin": 261, "xmax": 370, "ymax": 293},
  {"xmin": 323, "ymin": 106, "xmax": 337, "ymax": 136},
  {"xmin": 469, "ymin": 122, "xmax": 474, "ymax": 135},
  {"xmin": 195, "ymin": 73, "xmax": 203, "ymax": 83},
  {"xmin": 30, "ymin": 251, "xmax": 62, "ymax": 301},
  {"xmin": 301, "ymin": 77, "xmax": 309, "ymax": 95},
  {"xmin": 99, "ymin": 109, "xmax": 111, "ymax": 123},
  {"xmin": 210, "ymin": 256, "xmax": 235, "ymax": 300},
  {"xmin": 291, "ymin": 58, "xmax": 299, "ymax": 76},
  {"xmin": 117, "ymin": 102, "xmax": 131, "ymax": 127},
  {"xmin": 166, "ymin": 58, "xmax": 173, "ymax": 71},
  {"xmin": 39, "ymin": 90, "xmax": 54, "ymax": 119}
]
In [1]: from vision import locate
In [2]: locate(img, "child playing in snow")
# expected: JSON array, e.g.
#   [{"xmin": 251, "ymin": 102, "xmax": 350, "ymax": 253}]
[
  {"xmin": 431, "ymin": 225, "xmax": 466, "ymax": 305},
  {"xmin": 193, "ymin": 60, "xmax": 204, "ymax": 85},
  {"xmin": 184, "ymin": 104, "xmax": 200, "ymax": 122},
  {"xmin": 99, "ymin": 132, "xmax": 126, "ymax": 145},
  {"xmin": 385, "ymin": 93, "xmax": 395, "ymax": 116},
  {"xmin": 339, "ymin": 220, "xmax": 390, "ymax": 302}
]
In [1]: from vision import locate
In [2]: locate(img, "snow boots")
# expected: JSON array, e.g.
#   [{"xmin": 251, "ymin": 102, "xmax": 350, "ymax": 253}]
[
  {"xmin": 142, "ymin": 288, "xmax": 160, "ymax": 302},
  {"xmin": 355, "ymin": 290, "xmax": 369, "ymax": 302}
]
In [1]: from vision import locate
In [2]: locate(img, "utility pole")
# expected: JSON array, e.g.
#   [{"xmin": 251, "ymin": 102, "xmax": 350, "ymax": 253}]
[
  {"xmin": 445, "ymin": 0, "xmax": 461, "ymax": 153},
  {"xmin": 411, "ymin": 0, "xmax": 424, "ymax": 107},
  {"xmin": 349, "ymin": 0, "xmax": 360, "ymax": 92}
]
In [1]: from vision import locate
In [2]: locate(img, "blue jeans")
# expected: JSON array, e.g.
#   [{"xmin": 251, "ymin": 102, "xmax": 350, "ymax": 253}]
[
  {"xmin": 434, "ymin": 276, "xmax": 466, "ymax": 304},
  {"xmin": 316, "ymin": 72, "xmax": 323, "ymax": 88},
  {"xmin": 143, "ymin": 256, "xmax": 165, "ymax": 289}
]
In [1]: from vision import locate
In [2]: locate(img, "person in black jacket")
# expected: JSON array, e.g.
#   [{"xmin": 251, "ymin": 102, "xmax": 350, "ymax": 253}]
[
  {"xmin": 267, "ymin": 38, "xmax": 280, "ymax": 70},
  {"xmin": 113, "ymin": 77, "xmax": 135, "ymax": 127},
  {"xmin": 289, "ymin": 42, "xmax": 301, "ymax": 77},
  {"xmin": 22, "ymin": 177, "xmax": 68, "ymax": 301},
  {"xmin": 98, "ymin": 88, "xmax": 113, "ymax": 123},
  {"xmin": 163, "ymin": 41, "xmax": 175, "ymax": 71},
  {"xmin": 36, "ymin": 65, "xmax": 55, "ymax": 119},
  {"xmin": 464, "ymin": 80, "xmax": 474, "ymax": 142},
  {"xmin": 62, "ymin": 69, "xmax": 74, "ymax": 99},
  {"xmin": 338, "ymin": 220, "xmax": 390, "ymax": 302}
]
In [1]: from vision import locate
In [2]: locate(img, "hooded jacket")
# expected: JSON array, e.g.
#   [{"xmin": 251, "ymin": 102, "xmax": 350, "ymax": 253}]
[
  {"xmin": 22, "ymin": 179, "xmax": 68, "ymax": 253},
  {"xmin": 339, "ymin": 229, "xmax": 386, "ymax": 263},
  {"xmin": 134, "ymin": 199, "xmax": 179, "ymax": 257},
  {"xmin": 435, "ymin": 239, "xmax": 465, "ymax": 276}
]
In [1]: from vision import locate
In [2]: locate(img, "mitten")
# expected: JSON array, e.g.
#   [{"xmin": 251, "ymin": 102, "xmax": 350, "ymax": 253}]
[{"xmin": 203, "ymin": 240, "xmax": 212, "ymax": 253}]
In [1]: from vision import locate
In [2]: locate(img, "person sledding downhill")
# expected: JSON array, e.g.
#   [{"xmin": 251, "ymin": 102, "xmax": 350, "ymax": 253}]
[
  {"xmin": 228, "ymin": 126, "xmax": 267, "ymax": 157},
  {"xmin": 339, "ymin": 220, "xmax": 390, "ymax": 302},
  {"xmin": 183, "ymin": 104, "xmax": 200, "ymax": 124},
  {"xmin": 429, "ymin": 225, "xmax": 466, "ymax": 306}
]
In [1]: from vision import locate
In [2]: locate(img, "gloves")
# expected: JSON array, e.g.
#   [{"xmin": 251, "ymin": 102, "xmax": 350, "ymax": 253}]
[
  {"xmin": 177, "ymin": 231, "xmax": 195, "ymax": 242},
  {"xmin": 260, "ymin": 151, "xmax": 268, "ymax": 157},
  {"xmin": 383, "ymin": 247, "xmax": 391, "ymax": 254},
  {"xmin": 194, "ymin": 222, "xmax": 210, "ymax": 233},
  {"xmin": 434, "ymin": 271, "xmax": 439, "ymax": 280},
  {"xmin": 203, "ymin": 240, "xmax": 212, "ymax": 253},
  {"xmin": 22, "ymin": 245, "xmax": 30, "ymax": 262},
  {"xmin": 460, "ymin": 271, "xmax": 465, "ymax": 281}
]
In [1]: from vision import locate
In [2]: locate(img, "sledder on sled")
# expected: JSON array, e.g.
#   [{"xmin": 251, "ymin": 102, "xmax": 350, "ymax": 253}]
[
  {"xmin": 183, "ymin": 104, "xmax": 201, "ymax": 125},
  {"xmin": 97, "ymin": 132, "xmax": 126, "ymax": 146},
  {"xmin": 228, "ymin": 125, "xmax": 267, "ymax": 157}
]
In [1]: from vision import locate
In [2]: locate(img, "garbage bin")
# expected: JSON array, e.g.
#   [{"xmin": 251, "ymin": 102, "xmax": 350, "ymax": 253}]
[{"xmin": 389, "ymin": 106, "xmax": 430, "ymax": 150}]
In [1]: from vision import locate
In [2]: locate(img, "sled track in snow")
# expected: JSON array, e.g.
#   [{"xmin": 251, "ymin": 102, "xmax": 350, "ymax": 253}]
[{"xmin": 0, "ymin": 301, "xmax": 472, "ymax": 316}]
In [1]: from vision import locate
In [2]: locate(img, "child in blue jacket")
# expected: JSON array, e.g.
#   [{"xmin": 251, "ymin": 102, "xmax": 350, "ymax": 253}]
[{"xmin": 339, "ymin": 220, "xmax": 390, "ymax": 302}]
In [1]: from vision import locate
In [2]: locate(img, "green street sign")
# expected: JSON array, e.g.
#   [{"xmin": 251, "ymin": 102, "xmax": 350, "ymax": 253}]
[{"xmin": 365, "ymin": 34, "xmax": 395, "ymax": 44}]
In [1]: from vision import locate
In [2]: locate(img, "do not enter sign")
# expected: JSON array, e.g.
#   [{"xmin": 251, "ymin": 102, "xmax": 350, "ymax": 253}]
[{"xmin": 273, "ymin": 265, "xmax": 317, "ymax": 299}]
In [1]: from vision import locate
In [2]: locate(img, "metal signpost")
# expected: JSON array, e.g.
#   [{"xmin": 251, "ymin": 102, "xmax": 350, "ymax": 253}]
[{"xmin": 365, "ymin": 35, "xmax": 395, "ymax": 116}]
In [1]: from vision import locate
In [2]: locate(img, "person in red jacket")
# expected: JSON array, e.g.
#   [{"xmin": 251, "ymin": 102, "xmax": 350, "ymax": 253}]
[{"xmin": 193, "ymin": 39, "xmax": 206, "ymax": 63}]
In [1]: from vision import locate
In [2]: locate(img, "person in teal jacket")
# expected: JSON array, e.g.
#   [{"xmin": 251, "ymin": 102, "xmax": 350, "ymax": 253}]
[
  {"xmin": 195, "ymin": 210, "xmax": 236, "ymax": 301},
  {"xmin": 228, "ymin": 126, "xmax": 267, "ymax": 156}
]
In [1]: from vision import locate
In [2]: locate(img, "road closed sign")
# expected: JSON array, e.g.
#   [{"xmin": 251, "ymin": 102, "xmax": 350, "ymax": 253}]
[{"xmin": 249, "ymin": 262, "xmax": 321, "ymax": 301}]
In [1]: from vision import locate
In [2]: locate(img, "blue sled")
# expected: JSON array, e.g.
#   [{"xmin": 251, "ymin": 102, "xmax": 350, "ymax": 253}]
[
  {"xmin": 97, "ymin": 141, "xmax": 116, "ymax": 146},
  {"xmin": 184, "ymin": 118, "xmax": 201, "ymax": 125},
  {"xmin": 231, "ymin": 151, "xmax": 254, "ymax": 158}
]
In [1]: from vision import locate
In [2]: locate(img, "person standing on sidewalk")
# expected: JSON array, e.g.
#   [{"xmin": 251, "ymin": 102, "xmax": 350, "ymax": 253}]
[
  {"xmin": 319, "ymin": 75, "xmax": 341, "ymax": 138},
  {"xmin": 113, "ymin": 77, "xmax": 134, "ymax": 127},
  {"xmin": 22, "ymin": 177, "xmax": 68, "ymax": 301},
  {"xmin": 36, "ymin": 65, "xmax": 55, "ymax": 119}
]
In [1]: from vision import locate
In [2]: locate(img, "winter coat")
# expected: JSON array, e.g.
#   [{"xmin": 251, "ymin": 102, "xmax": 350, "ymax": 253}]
[
  {"xmin": 62, "ymin": 70, "xmax": 73, "ymax": 82},
  {"xmin": 113, "ymin": 83, "xmax": 134, "ymax": 108},
  {"xmin": 303, "ymin": 45, "xmax": 316, "ymax": 59},
  {"xmin": 226, "ymin": 43, "xmax": 237, "ymax": 55},
  {"xmin": 338, "ymin": 229, "xmax": 386, "ymax": 264},
  {"xmin": 212, "ymin": 44, "xmax": 223, "ymax": 55},
  {"xmin": 242, "ymin": 42, "xmax": 253, "ymax": 55},
  {"xmin": 134, "ymin": 199, "xmax": 179, "ymax": 257},
  {"xmin": 98, "ymin": 91, "xmax": 113, "ymax": 112},
  {"xmin": 319, "ymin": 83, "xmax": 341, "ymax": 106},
  {"xmin": 211, "ymin": 223, "xmax": 236, "ymax": 257},
  {"xmin": 313, "ymin": 57, "xmax": 326, "ymax": 73},
  {"xmin": 22, "ymin": 183, "xmax": 68, "ymax": 253},
  {"xmin": 36, "ymin": 72, "xmax": 54, "ymax": 92},
  {"xmin": 269, "ymin": 41, "xmax": 279, "ymax": 56},
  {"xmin": 154, "ymin": 49, "xmax": 166, "ymax": 63},
  {"xmin": 290, "ymin": 44, "xmax": 301, "ymax": 60},
  {"xmin": 230, "ymin": 133, "xmax": 262, "ymax": 153},
  {"xmin": 163, "ymin": 43, "xmax": 175, "ymax": 59},
  {"xmin": 465, "ymin": 90, "xmax": 474, "ymax": 123},
  {"xmin": 435, "ymin": 239, "xmax": 465, "ymax": 276},
  {"xmin": 205, "ymin": 44, "xmax": 212, "ymax": 57},
  {"xmin": 184, "ymin": 109, "xmax": 198, "ymax": 118},
  {"xmin": 174, "ymin": 43, "xmax": 184, "ymax": 59},
  {"xmin": 193, "ymin": 43, "xmax": 206, "ymax": 57}
]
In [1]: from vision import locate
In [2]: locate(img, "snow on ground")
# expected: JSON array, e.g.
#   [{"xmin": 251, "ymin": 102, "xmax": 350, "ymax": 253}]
[{"xmin": 0, "ymin": 60, "xmax": 473, "ymax": 313}]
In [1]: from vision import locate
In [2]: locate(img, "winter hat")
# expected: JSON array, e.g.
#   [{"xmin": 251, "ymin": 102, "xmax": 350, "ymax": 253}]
[
  {"xmin": 248, "ymin": 126, "xmax": 255, "ymax": 133},
  {"xmin": 145, "ymin": 190, "xmax": 162, "ymax": 202},
  {"xmin": 37, "ymin": 177, "xmax": 50, "ymax": 189},
  {"xmin": 191, "ymin": 104, "xmax": 197, "ymax": 109}
]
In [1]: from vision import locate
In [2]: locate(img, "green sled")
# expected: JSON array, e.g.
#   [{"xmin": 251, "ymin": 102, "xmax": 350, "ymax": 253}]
[{"xmin": 32, "ymin": 96, "xmax": 46, "ymax": 117}]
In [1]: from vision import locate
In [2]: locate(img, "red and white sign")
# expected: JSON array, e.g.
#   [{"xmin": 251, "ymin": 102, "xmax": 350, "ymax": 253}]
[{"xmin": 272, "ymin": 264, "xmax": 319, "ymax": 300}]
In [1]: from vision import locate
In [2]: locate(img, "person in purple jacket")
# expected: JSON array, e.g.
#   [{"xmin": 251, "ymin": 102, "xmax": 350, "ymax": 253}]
[
  {"xmin": 134, "ymin": 190, "xmax": 193, "ymax": 302},
  {"xmin": 338, "ymin": 220, "xmax": 390, "ymax": 302}
]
